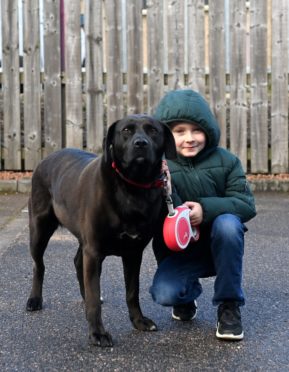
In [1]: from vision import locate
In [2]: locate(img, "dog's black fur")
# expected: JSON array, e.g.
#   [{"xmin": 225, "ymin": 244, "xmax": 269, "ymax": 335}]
[{"xmin": 26, "ymin": 114, "xmax": 176, "ymax": 347}]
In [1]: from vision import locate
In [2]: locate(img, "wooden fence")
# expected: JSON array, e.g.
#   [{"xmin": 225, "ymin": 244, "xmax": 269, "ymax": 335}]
[{"xmin": 0, "ymin": 0, "xmax": 288, "ymax": 174}]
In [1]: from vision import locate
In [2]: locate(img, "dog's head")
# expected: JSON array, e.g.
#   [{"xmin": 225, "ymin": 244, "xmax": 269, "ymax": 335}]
[{"xmin": 103, "ymin": 114, "xmax": 177, "ymax": 182}]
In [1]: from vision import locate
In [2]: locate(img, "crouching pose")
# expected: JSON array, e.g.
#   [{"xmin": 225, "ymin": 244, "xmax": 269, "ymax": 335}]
[{"xmin": 150, "ymin": 90, "xmax": 256, "ymax": 340}]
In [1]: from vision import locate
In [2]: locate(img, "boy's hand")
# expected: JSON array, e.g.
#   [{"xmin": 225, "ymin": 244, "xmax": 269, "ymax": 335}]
[{"xmin": 184, "ymin": 201, "xmax": 203, "ymax": 226}]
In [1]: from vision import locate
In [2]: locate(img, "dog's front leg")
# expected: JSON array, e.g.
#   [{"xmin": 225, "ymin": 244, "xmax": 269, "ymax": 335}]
[
  {"xmin": 83, "ymin": 249, "xmax": 113, "ymax": 347},
  {"xmin": 122, "ymin": 252, "xmax": 157, "ymax": 332}
]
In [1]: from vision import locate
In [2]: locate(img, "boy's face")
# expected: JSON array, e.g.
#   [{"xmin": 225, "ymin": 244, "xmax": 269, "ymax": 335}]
[{"xmin": 171, "ymin": 122, "xmax": 206, "ymax": 157}]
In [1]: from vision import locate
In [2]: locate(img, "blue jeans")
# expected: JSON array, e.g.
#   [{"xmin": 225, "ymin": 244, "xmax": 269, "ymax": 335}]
[{"xmin": 150, "ymin": 214, "xmax": 246, "ymax": 307}]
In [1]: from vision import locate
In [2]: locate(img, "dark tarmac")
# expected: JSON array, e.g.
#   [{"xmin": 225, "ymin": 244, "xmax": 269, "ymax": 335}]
[{"xmin": 0, "ymin": 192, "xmax": 289, "ymax": 371}]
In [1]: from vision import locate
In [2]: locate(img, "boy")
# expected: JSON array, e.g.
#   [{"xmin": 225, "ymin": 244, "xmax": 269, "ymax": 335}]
[{"xmin": 150, "ymin": 89, "xmax": 256, "ymax": 340}]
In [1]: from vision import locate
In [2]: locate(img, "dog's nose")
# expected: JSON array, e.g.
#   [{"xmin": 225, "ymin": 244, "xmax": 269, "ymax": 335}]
[{"xmin": 133, "ymin": 137, "xmax": 149, "ymax": 148}]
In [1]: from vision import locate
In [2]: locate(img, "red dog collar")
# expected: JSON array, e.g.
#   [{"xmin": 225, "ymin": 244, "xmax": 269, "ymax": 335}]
[{"xmin": 112, "ymin": 162, "xmax": 164, "ymax": 189}]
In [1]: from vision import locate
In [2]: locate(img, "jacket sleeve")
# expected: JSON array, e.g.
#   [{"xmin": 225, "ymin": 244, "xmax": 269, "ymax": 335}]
[{"xmin": 198, "ymin": 157, "xmax": 256, "ymax": 224}]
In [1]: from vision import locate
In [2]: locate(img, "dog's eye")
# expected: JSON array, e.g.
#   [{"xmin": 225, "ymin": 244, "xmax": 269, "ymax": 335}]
[
  {"xmin": 145, "ymin": 125, "xmax": 159, "ymax": 135},
  {"xmin": 122, "ymin": 127, "xmax": 132, "ymax": 134}
]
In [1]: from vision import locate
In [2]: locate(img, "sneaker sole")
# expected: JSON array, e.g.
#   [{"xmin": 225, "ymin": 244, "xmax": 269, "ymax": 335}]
[
  {"xmin": 171, "ymin": 301, "xmax": 198, "ymax": 321},
  {"xmin": 216, "ymin": 323, "xmax": 244, "ymax": 340}
]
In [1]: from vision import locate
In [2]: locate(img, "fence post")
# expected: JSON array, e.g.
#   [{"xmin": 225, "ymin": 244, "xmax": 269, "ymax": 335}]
[
  {"xmin": 126, "ymin": 0, "xmax": 143, "ymax": 114},
  {"xmin": 187, "ymin": 0, "xmax": 206, "ymax": 95},
  {"xmin": 85, "ymin": 0, "xmax": 104, "ymax": 153},
  {"xmin": 147, "ymin": 0, "xmax": 164, "ymax": 114},
  {"xmin": 229, "ymin": 0, "xmax": 248, "ymax": 171},
  {"xmin": 23, "ymin": 0, "xmax": 42, "ymax": 170},
  {"xmin": 105, "ymin": 0, "xmax": 124, "ymax": 126},
  {"xmin": 208, "ymin": 0, "xmax": 227, "ymax": 148},
  {"xmin": 43, "ymin": 0, "xmax": 62, "ymax": 157},
  {"xmin": 1, "ymin": 0, "xmax": 21, "ymax": 170},
  {"xmin": 167, "ymin": 0, "xmax": 185, "ymax": 90},
  {"xmin": 250, "ymin": 0, "xmax": 268, "ymax": 173},
  {"xmin": 64, "ymin": 0, "xmax": 83, "ymax": 148},
  {"xmin": 271, "ymin": 0, "xmax": 288, "ymax": 173}
]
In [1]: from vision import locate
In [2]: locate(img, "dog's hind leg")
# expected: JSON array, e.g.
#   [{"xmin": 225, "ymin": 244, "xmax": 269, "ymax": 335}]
[
  {"xmin": 74, "ymin": 245, "xmax": 85, "ymax": 300},
  {"xmin": 26, "ymin": 198, "xmax": 59, "ymax": 312}
]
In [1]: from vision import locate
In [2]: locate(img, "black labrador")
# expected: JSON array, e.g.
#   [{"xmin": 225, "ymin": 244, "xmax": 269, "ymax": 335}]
[{"xmin": 26, "ymin": 114, "xmax": 176, "ymax": 347}]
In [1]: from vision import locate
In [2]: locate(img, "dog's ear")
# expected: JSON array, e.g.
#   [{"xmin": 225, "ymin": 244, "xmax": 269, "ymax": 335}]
[
  {"xmin": 162, "ymin": 122, "xmax": 177, "ymax": 160},
  {"xmin": 103, "ymin": 120, "xmax": 119, "ymax": 163}
]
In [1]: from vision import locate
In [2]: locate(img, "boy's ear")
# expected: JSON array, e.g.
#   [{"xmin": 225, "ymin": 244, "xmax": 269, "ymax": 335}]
[{"xmin": 162, "ymin": 122, "xmax": 177, "ymax": 160}]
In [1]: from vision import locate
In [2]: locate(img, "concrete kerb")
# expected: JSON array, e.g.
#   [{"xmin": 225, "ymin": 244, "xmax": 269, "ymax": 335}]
[
  {"xmin": 0, "ymin": 178, "xmax": 32, "ymax": 194},
  {"xmin": 249, "ymin": 179, "xmax": 289, "ymax": 192},
  {"xmin": 1, "ymin": 178, "xmax": 289, "ymax": 194}
]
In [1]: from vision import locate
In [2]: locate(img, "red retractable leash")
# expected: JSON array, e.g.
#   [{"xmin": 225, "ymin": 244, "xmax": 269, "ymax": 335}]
[{"xmin": 162, "ymin": 172, "xmax": 200, "ymax": 252}]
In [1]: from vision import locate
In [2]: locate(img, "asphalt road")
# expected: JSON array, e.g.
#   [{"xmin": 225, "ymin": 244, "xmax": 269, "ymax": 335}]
[{"xmin": 0, "ymin": 192, "xmax": 289, "ymax": 371}]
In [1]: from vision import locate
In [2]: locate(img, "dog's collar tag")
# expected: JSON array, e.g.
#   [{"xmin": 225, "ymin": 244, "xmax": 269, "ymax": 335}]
[{"xmin": 111, "ymin": 162, "xmax": 164, "ymax": 189}]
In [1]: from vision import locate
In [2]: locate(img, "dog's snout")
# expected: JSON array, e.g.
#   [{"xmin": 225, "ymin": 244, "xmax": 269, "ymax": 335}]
[{"xmin": 133, "ymin": 137, "xmax": 149, "ymax": 148}]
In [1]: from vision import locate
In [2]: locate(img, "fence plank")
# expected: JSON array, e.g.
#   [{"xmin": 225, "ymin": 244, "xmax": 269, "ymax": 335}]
[
  {"xmin": 126, "ymin": 0, "xmax": 143, "ymax": 114},
  {"xmin": 187, "ymin": 0, "xmax": 205, "ymax": 95},
  {"xmin": 1, "ymin": 0, "xmax": 21, "ymax": 169},
  {"xmin": 64, "ymin": 0, "xmax": 83, "ymax": 148},
  {"xmin": 271, "ymin": 0, "xmax": 288, "ymax": 173},
  {"xmin": 167, "ymin": 0, "xmax": 185, "ymax": 90},
  {"xmin": 23, "ymin": 0, "xmax": 41, "ymax": 170},
  {"xmin": 229, "ymin": 0, "xmax": 248, "ymax": 171},
  {"xmin": 208, "ymin": 0, "xmax": 227, "ymax": 148},
  {"xmin": 43, "ymin": 0, "xmax": 62, "ymax": 157},
  {"xmin": 85, "ymin": 0, "xmax": 104, "ymax": 153},
  {"xmin": 147, "ymin": 0, "xmax": 164, "ymax": 114},
  {"xmin": 105, "ymin": 0, "xmax": 124, "ymax": 126},
  {"xmin": 250, "ymin": 0, "xmax": 268, "ymax": 173}
]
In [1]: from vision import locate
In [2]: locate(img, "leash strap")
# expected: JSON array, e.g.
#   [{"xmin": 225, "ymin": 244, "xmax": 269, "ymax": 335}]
[{"xmin": 162, "ymin": 171, "xmax": 175, "ymax": 216}]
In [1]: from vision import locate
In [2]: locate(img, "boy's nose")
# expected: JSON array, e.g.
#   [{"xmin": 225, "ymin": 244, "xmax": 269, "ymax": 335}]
[{"xmin": 185, "ymin": 132, "xmax": 195, "ymax": 141}]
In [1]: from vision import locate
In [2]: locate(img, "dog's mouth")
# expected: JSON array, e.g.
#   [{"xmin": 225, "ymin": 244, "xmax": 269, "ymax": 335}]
[{"xmin": 135, "ymin": 156, "xmax": 146, "ymax": 164}]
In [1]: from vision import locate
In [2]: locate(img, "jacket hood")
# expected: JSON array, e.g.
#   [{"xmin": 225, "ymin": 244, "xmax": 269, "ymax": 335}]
[{"xmin": 153, "ymin": 90, "xmax": 221, "ymax": 159}]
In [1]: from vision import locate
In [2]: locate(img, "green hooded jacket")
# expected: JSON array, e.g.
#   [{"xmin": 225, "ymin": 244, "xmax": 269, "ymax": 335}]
[{"xmin": 154, "ymin": 90, "xmax": 256, "ymax": 225}]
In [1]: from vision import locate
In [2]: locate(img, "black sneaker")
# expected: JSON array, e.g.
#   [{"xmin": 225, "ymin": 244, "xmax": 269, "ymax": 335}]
[
  {"xmin": 216, "ymin": 302, "xmax": 244, "ymax": 340},
  {"xmin": 172, "ymin": 301, "xmax": 198, "ymax": 321}
]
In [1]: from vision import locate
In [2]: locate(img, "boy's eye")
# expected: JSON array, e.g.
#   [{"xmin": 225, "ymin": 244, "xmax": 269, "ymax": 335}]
[{"xmin": 173, "ymin": 129, "xmax": 185, "ymax": 134}]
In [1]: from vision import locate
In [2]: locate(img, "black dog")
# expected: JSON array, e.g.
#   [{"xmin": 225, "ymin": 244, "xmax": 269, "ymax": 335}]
[{"xmin": 26, "ymin": 114, "xmax": 176, "ymax": 347}]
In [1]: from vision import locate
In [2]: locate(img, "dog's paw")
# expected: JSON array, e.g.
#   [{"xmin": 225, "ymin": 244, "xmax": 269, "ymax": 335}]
[
  {"xmin": 26, "ymin": 297, "xmax": 43, "ymax": 311},
  {"xmin": 132, "ymin": 316, "xmax": 158, "ymax": 332},
  {"xmin": 89, "ymin": 332, "xmax": 113, "ymax": 348}
]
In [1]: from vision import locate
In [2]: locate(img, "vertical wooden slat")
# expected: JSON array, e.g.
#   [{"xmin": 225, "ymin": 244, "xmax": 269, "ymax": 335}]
[
  {"xmin": 271, "ymin": 0, "xmax": 288, "ymax": 173},
  {"xmin": 187, "ymin": 0, "xmax": 205, "ymax": 95},
  {"xmin": 23, "ymin": 0, "xmax": 41, "ymax": 170},
  {"xmin": 85, "ymin": 0, "xmax": 104, "ymax": 153},
  {"xmin": 250, "ymin": 0, "xmax": 268, "ymax": 173},
  {"xmin": 147, "ymin": 0, "xmax": 164, "ymax": 114},
  {"xmin": 105, "ymin": 0, "xmax": 123, "ymax": 126},
  {"xmin": 1, "ymin": 0, "xmax": 21, "ymax": 169},
  {"xmin": 167, "ymin": 0, "xmax": 185, "ymax": 90},
  {"xmin": 126, "ymin": 0, "xmax": 143, "ymax": 114},
  {"xmin": 208, "ymin": 0, "xmax": 226, "ymax": 148},
  {"xmin": 64, "ymin": 0, "xmax": 83, "ymax": 148},
  {"xmin": 43, "ymin": 0, "xmax": 62, "ymax": 156},
  {"xmin": 229, "ymin": 0, "xmax": 248, "ymax": 171}
]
